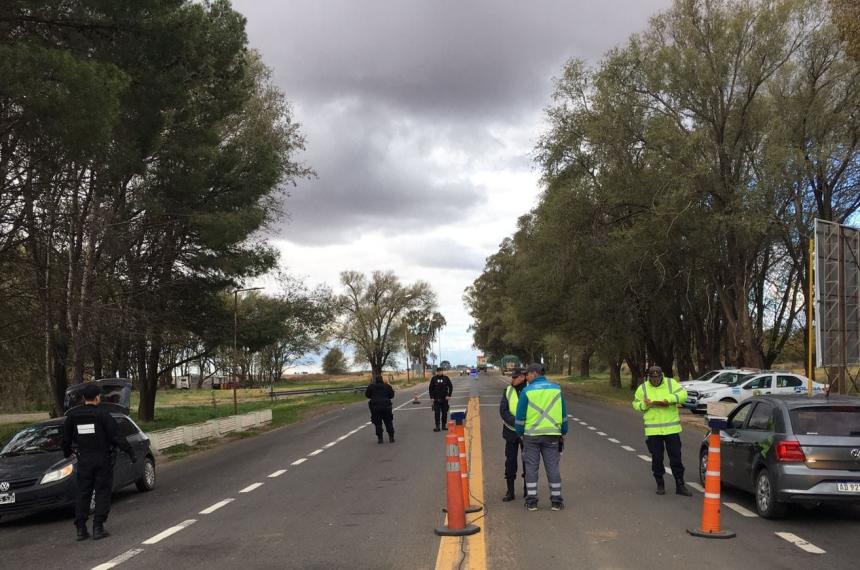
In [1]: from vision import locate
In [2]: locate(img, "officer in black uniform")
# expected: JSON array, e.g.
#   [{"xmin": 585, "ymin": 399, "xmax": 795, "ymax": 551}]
[
  {"xmin": 428, "ymin": 367, "xmax": 453, "ymax": 431},
  {"xmin": 365, "ymin": 374, "xmax": 395, "ymax": 444},
  {"xmin": 499, "ymin": 368, "xmax": 527, "ymax": 501},
  {"xmin": 62, "ymin": 384, "xmax": 136, "ymax": 541}
]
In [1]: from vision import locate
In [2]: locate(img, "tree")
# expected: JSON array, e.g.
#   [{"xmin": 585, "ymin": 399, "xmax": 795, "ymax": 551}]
[
  {"xmin": 832, "ymin": 0, "xmax": 860, "ymax": 60},
  {"xmin": 322, "ymin": 348, "xmax": 349, "ymax": 375},
  {"xmin": 405, "ymin": 309, "xmax": 446, "ymax": 375},
  {"xmin": 335, "ymin": 271, "xmax": 436, "ymax": 376}
]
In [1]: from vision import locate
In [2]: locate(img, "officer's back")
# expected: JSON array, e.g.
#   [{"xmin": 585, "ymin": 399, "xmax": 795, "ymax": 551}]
[{"xmin": 63, "ymin": 404, "xmax": 117, "ymax": 457}]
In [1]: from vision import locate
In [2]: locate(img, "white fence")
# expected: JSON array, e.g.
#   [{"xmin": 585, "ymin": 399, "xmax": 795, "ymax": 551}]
[{"xmin": 147, "ymin": 409, "xmax": 272, "ymax": 452}]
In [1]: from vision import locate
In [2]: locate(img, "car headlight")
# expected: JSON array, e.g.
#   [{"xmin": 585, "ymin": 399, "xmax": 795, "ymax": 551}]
[
  {"xmin": 41, "ymin": 463, "xmax": 74, "ymax": 485},
  {"xmin": 699, "ymin": 392, "xmax": 715, "ymax": 399}
]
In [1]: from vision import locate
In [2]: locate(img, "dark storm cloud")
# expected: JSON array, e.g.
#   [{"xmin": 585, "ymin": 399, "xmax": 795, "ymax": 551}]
[{"xmin": 233, "ymin": 0, "xmax": 673, "ymax": 244}]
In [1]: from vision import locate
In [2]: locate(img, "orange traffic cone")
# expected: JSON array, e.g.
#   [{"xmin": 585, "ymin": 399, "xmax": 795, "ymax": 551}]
[
  {"xmin": 687, "ymin": 431, "xmax": 735, "ymax": 539},
  {"xmin": 435, "ymin": 433, "xmax": 480, "ymax": 536},
  {"xmin": 455, "ymin": 423, "xmax": 482, "ymax": 513},
  {"xmin": 412, "ymin": 394, "xmax": 420, "ymax": 405}
]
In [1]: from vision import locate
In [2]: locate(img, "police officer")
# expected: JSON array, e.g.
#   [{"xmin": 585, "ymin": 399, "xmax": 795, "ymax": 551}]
[
  {"xmin": 365, "ymin": 373, "xmax": 395, "ymax": 444},
  {"xmin": 499, "ymin": 367, "xmax": 527, "ymax": 501},
  {"xmin": 62, "ymin": 384, "xmax": 136, "ymax": 541},
  {"xmin": 515, "ymin": 363, "xmax": 567, "ymax": 511},
  {"xmin": 429, "ymin": 366, "xmax": 453, "ymax": 432},
  {"xmin": 632, "ymin": 365, "xmax": 692, "ymax": 496}
]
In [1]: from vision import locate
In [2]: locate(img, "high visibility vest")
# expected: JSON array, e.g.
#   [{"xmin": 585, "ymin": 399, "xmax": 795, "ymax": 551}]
[
  {"xmin": 504, "ymin": 385, "xmax": 519, "ymax": 431},
  {"xmin": 632, "ymin": 376, "xmax": 687, "ymax": 436},
  {"xmin": 523, "ymin": 386, "xmax": 563, "ymax": 436}
]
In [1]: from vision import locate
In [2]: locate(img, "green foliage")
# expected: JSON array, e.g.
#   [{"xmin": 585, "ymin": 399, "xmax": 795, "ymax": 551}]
[{"xmin": 322, "ymin": 347, "xmax": 349, "ymax": 375}]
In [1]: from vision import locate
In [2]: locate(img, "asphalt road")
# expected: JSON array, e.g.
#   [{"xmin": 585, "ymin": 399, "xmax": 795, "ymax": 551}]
[{"xmin": 2, "ymin": 372, "xmax": 859, "ymax": 570}]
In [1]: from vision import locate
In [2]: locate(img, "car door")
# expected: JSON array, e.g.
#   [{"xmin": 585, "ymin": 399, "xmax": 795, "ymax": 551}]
[
  {"xmin": 775, "ymin": 374, "xmax": 804, "ymax": 396},
  {"xmin": 721, "ymin": 402, "xmax": 755, "ymax": 488},
  {"xmin": 733, "ymin": 402, "xmax": 777, "ymax": 492},
  {"xmin": 740, "ymin": 374, "xmax": 773, "ymax": 401},
  {"xmin": 112, "ymin": 417, "xmax": 137, "ymax": 488}
]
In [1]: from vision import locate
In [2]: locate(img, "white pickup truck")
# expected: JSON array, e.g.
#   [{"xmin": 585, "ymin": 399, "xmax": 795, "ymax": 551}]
[{"xmin": 684, "ymin": 372, "xmax": 826, "ymax": 413}]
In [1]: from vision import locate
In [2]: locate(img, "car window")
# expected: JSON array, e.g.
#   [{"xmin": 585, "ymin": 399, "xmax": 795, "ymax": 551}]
[
  {"xmin": 744, "ymin": 375, "xmax": 771, "ymax": 390},
  {"xmin": 729, "ymin": 402, "xmax": 753, "ymax": 429},
  {"xmin": 1, "ymin": 424, "xmax": 64, "ymax": 455},
  {"xmin": 746, "ymin": 403, "xmax": 775, "ymax": 431},
  {"xmin": 789, "ymin": 406, "xmax": 860, "ymax": 436},
  {"xmin": 721, "ymin": 372, "xmax": 753, "ymax": 386},
  {"xmin": 776, "ymin": 375, "xmax": 802, "ymax": 389},
  {"xmin": 115, "ymin": 417, "xmax": 137, "ymax": 438}
]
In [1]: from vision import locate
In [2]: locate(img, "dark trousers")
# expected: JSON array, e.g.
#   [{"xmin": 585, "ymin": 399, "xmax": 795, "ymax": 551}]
[
  {"xmin": 75, "ymin": 455, "xmax": 113, "ymax": 526},
  {"xmin": 433, "ymin": 400, "xmax": 449, "ymax": 427},
  {"xmin": 646, "ymin": 433, "xmax": 685, "ymax": 482},
  {"xmin": 370, "ymin": 408, "xmax": 394, "ymax": 438},
  {"xmin": 503, "ymin": 434, "xmax": 526, "ymax": 491}
]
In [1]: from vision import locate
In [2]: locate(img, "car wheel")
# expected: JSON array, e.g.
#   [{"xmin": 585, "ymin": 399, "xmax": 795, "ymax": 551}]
[
  {"xmin": 135, "ymin": 457, "xmax": 156, "ymax": 492},
  {"xmin": 699, "ymin": 448, "xmax": 708, "ymax": 486},
  {"xmin": 755, "ymin": 468, "xmax": 787, "ymax": 519}
]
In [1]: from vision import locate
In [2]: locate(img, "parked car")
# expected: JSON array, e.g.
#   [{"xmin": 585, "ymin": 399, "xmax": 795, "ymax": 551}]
[
  {"xmin": 0, "ymin": 379, "xmax": 156, "ymax": 521},
  {"xmin": 698, "ymin": 394, "xmax": 860, "ymax": 518},
  {"xmin": 681, "ymin": 368, "xmax": 761, "ymax": 393},
  {"xmin": 685, "ymin": 371, "xmax": 825, "ymax": 413}
]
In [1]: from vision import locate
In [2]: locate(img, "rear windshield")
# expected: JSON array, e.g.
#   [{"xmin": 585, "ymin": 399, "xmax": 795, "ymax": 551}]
[
  {"xmin": 790, "ymin": 406, "xmax": 860, "ymax": 437},
  {"xmin": 1, "ymin": 424, "xmax": 64, "ymax": 456}
]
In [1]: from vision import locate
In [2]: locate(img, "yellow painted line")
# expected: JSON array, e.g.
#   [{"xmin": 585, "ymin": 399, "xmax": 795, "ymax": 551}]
[{"xmin": 434, "ymin": 397, "xmax": 487, "ymax": 570}]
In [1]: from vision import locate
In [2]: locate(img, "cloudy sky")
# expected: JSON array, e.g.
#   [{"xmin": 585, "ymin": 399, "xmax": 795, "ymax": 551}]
[{"xmin": 235, "ymin": 0, "xmax": 672, "ymax": 370}]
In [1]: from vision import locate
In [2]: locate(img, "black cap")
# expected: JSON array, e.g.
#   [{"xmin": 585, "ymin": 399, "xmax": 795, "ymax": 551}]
[
  {"xmin": 82, "ymin": 384, "xmax": 102, "ymax": 401},
  {"xmin": 511, "ymin": 368, "xmax": 525, "ymax": 377},
  {"xmin": 526, "ymin": 363, "xmax": 545, "ymax": 375},
  {"xmin": 647, "ymin": 366, "xmax": 662, "ymax": 377}
]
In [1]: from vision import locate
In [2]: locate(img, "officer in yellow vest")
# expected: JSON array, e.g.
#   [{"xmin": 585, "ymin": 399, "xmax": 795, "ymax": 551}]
[
  {"xmin": 515, "ymin": 363, "xmax": 568, "ymax": 511},
  {"xmin": 632, "ymin": 365, "xmax": 692, "ymax": 496},
  {"xmin": 499, "ymin": 368, "xmax": 527, "ymax": 502}
]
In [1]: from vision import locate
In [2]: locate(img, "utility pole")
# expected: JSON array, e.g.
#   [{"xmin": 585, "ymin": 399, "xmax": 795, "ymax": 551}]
[
  {"xmin": 233, "ymin": 287, "xmax": 263, "ymax": 415},
  {"xmin": 405, "ymin": 327, "xmax": 410, "ymax": 383}
]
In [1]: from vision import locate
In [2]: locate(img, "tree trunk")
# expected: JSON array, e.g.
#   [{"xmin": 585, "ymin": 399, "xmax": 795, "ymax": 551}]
[
  {"xmin": 608, "ymin": 358, "xmax": 622, "ymax": 388},
  {"xmin": 136, "ymin": 331, "xmax": 163, "ymax": 422},
  {"xmin": 578, "ymin": 345, "xmax": 593, "ymax": 378},
  {"xmin": 567, "ymin": 350, "xmax": 573, "ymax": 376}
]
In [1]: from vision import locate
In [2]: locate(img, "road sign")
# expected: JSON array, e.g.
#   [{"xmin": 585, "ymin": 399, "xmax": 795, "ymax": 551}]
[{"xmin": 814, "ymin": 219, "xmax": 860, "ymax": 391}]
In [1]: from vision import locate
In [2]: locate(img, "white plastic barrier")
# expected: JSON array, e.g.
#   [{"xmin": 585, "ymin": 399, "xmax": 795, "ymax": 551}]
[{"xmin": 148, "ymin": 408, "xmax": 273, "ymax": 451}]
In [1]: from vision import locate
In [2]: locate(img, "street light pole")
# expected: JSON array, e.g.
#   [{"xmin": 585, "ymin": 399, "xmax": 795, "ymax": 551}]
[{"xmin": 233, "ymin": 286, "xmax": 263, "ymax": 415}]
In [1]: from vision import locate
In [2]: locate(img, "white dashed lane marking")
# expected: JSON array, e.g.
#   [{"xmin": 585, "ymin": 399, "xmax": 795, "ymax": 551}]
[
  {"xmin": 588, "ymin": 426, "xmax": 597, "ymax": 431},
  {"xmin": 291, "ymin": 458, "xmax": 308, "ymax": 465},
  {"xmin": 268, "ymin": 469, "xmax": 287, "ymax": 478},
  {"xmin": 90, "ymin": 548, "xmax": 144, "ymax": 570},
  {"xmin": 597, "ymin": 431, "xmax": 607, "ymax": 436},
  {"xmin": 775, "ymin": 532, "xmax": 826, "ymax": 554},
  {"xmin": 687, "ymin": 482, "xmax": 704, "ymax": 492},
  {"xmin": 725, "ymin": 502, "xmax": 758, "ymax": 518},
  {"xmin": 309, "ymin": 449, "xmax": 324, "ymax": 456},
  {"xmin": 621, "ymin": 445, "xmax": 636, "ymax": 452},
  {"xmin": 142, "ymin": 519, "xmax": 197, "ymax": 545},
  {"xmin": 608, "ymin": 438, "xmax": 620, "ymax": 443},
  {"xmin": 240, "ymin": 482, "xmax": 263, "ymax": 493},
  {"xmin": 199, "ymin": 498, "xmax": 234, "ymax": 514},
  {"xmin": 324, "ymin": 441, "xmax": 337, "ymax": 448},
  {"xmin": 638, "ymin": 454, "xmax": 652, "ymax": 462}
]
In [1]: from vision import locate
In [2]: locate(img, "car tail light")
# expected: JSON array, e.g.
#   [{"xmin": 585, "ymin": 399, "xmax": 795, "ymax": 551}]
[{"xmin": 776, "ymin": 440, "xmax": 806, "ymax": 462}]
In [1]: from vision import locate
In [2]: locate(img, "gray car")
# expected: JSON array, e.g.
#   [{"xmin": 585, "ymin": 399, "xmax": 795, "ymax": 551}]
[{"xmin": 699, "ymin": 394, "xmax": 860, "ymax": 518}]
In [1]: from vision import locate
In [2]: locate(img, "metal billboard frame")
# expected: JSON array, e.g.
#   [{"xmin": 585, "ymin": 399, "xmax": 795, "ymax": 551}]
[{"xmin": 814, "ymin": 219, "xmax": 860, "ymax": 393}]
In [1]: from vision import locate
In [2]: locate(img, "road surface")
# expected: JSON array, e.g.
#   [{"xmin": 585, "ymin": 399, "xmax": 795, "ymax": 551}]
[{"xmin": 2, "ymin": 373, "xmax": 858, "ymax": 569}]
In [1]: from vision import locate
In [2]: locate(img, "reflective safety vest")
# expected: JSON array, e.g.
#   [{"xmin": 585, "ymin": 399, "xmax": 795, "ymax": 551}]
[
  {"xmin": 521, "ymin": 384, "xmax": 564, "ymax": 436},
  {"xmin": 632, "ymin": 376, "xmax": 687, "ymax": 436},
  {"xmin": 504, "ymin": 385, "xmax": 519, "ymax": 431}
]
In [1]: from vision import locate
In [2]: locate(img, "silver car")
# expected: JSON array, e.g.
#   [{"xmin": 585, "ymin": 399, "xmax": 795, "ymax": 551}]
[{"xmin": 699, "ymin": 394, "xmax": 860, "ymax": 518}]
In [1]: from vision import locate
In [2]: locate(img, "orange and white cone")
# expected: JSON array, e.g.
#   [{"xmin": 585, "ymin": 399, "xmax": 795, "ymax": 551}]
[
  {"xmin": 435, "ymin": 433, "xmax": 480, "ymax": 536},
  {"xmin": 687, "ymin": 431, "xmax": 735, "ymax": 539}
]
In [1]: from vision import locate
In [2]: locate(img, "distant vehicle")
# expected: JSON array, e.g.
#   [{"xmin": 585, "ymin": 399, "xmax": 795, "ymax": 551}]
[
  {"xmin": 699, "ymin": 394, "xmax": 860, "ymax": 518},
  {"xmin": 685, "ymin": 372, "xmax": 825, "ymax": 413},
  {"xmin": 0, "ymin": 379, "xmax": 156, "ymax": 521},
  {"xmin": 681, "ymin": 368, "xmax": 761, "ymax": 393},
  {"xmin": 174, "ymin": 376, "xmax": 190, "ymax": 390}
]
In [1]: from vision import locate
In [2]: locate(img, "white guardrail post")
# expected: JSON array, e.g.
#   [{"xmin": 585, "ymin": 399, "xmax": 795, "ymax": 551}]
[{"xmin": 148, "ymin": 409, "xmax": 273, "ymax": 452}]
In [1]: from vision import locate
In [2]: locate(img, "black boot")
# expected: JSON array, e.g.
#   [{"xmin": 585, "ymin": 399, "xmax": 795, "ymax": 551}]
[
  {"xmin": 388, "ymin": 433, "xmax": 395, "ymax": 443},
  {"xmin": 656, "ymin": 479, "xmax": 666, "ymax": 495},
  {"xmin": 92, "ymin": 522, "xmax": 110, "ymax": 540},
  {"xmin": 433, "ymin": 425, "xmax": 441, "ymax": 432},
  {"xmin": 76, "ymin": 524, "xmax": 90, "ymax": 542},
  {"xmin": 675, "ymin": 479, "xmax": 692, "ymax": 496},
  {"xmin": 502, "ymin": 479, "xmax": 515, "ymax": 502}
]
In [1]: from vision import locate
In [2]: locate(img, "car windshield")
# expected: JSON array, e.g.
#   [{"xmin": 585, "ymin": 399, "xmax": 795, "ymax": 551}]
[
  {"xmin": 0, "ymin": 424, "xmax": 64, "ymax": 456},
  {"xmin": 693, "ymin": 370, "xmax": 719, "ymax": 382},
  {"xmin": 714, "ymin": 372, "xmax": 752, "ymax": 386},
  {"xmin": 790, "ymin": 406, "xmax": 860, "ymax": 437}
]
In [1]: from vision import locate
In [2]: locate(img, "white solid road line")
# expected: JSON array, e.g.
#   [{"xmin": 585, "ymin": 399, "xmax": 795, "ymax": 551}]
[
  {"xmin": 291, "ymin": 458, "xmax": 308, "ymax": 465},
  {"xmin": 90, "ymin": 548, "xmax": 144, "ymax": 570},
  {"xmin": 240, "ymin": 482, "xmax": 263, "ymax": 493},
  {"xmin": 309, "ymin": 449, "xmax": 324, "ymax": 456},
  {"xmin": 687, "ymin": 482, "xmax": 704, "ymax": 492},
  {"xmin": 597, "ymin": 431, "xmax": 607, "ymax": 436},
  {"xmin": 268, "ymin": 469, "xmax": 287, "ymax": 478},
  {"xmin": 336, "ymin": 434, "xmax": 349, "ymax": 441},
  {"xmin": 142, "ymin": 520, "xmax": 197, "ymax": 545},
  {"xmin": 608, "ymin": 438, "xmax": 620, "ymax": 443},
  {"xmin": 621, "ymin": 445, "xmax": 636, "ymax": 452},
  {"xmin": 775, "ymin": 532, "xmax": 826, "ymax": 554},
  {"xmin": 199, "ymin": 498, "xmax": 234, "ymax": 514},
  {"xmin": 324, "ymin": 441, "xmax": 337, "ymax": 448},
  {"xmin": 725, "ymin": 502, "xmax": 758, "ymax": 518}
]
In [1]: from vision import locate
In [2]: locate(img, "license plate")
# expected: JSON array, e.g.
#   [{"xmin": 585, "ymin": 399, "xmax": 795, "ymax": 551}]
[
  {"xmin": 837, "ymin": 482, "xmax": 860, "ymax": 493},
  {"xmin": 0, "ymin": 492, "xmax": 15, "ymax": 505}
]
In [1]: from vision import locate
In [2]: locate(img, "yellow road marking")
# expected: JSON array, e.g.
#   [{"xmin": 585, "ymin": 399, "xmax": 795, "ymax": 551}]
[{"xmin": 435, "ymin": 396, "xmax": 487, "ymax": 570}]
